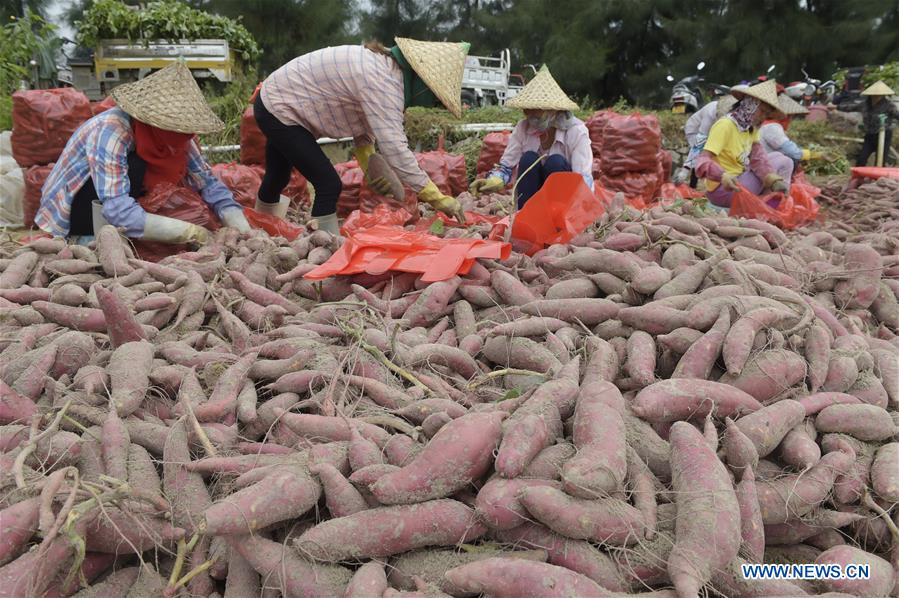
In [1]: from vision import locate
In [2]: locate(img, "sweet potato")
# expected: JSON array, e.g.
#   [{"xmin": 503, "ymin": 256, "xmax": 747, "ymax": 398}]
[
  {"xmin": 276, "ymin": 409, "xmax": 391, "ymax": 446},
  {"xmin": 521, "ymin": 442, "xmax": 576, "ymax": 480},
  {"xmin": 344, "ymin": 561, "xmax": 388, "ymax": 598},
  {"xmin": 632, "ymin": 379, "xmax": 762, "ymax": 422},
  {"xmin": 673, "ymin": 310, "xmax": 729, "ymax": 379},
  {"xmin": 582, "ymin": 336, "xmax": 620, "ymax": 383},
  {"xmin": 491, "ymin": 269, "xmax": 539, "ymax": 305},
  {"xmin": 101, "ymin": 407, "xmax": 130, "ymax": 481},
  {"xmin": 520, "ymin": 298, "xmax": 620, "ymax": 326},
  {"xmin": 815, "ymin": 545, "xmax": 896, "ymax": 597},
  {"xmin": 492, "ymin": 522, "xmax": 629, "ymax": 591},
  {"xmin": 735, "ymin": 466, "xmax": 764, "ymax": 563},
  {"xmin": 814, "ymin": 404, "xmax": 897, "ymax": 441},
  {"xmin": 734, "ymin": 399, "xmax": 805, "ymax": 458},
  {"xmin": 654, "ymin": 253, "xmax": 720, "ymax": 299},
  {"xmin": 348, "ymin": 424, "xmax": 383, "ymax": 471},
  {"xmin": 227, "ymin": 533, "xmax": 352, "ymax": 597},
  {"xmin": 482, "ymin": 336, "xmax": 561, "ymax": 372},
  {"xmin": 618, "ymin": 304, "xmax": 691, "ymax": 335},
  {"xmin": 870, "ymin": 442, "xmax": 899, "ymax": 502},
  {"xmin": 723, "ymin": 417, "xmax": 759, "ymax": 475},
  {"xmin": 545, "ymin": 277, "xmax": 599, "ymax": 299},
  {"xmin": 833, "ymin": 243, "xmax": 882, "ymax": 310},
  {"xmin": 755, "ymin": 450, "xmax": 854, "ymax": 524},
  {"xmin": 562, "ymin": 380, "xmax": 626, "ymax": 497},
  {"xmin": 625, "ymin": 330, "xmax": 656, "ymax": 387},
  {"xmin": 778, "ymin": 419, "xmax": 821, "ymax": 470},
  {"xmin": 94, "ymin": 284, "xmax": 145, "ymax": 348},
  {"xmin": 403, "ymin": 277, "xmax": 461, "ymax": 327},
  {"xmin": 309, "ymin": 462, "xmax": 368, "ymax": 518},
  {"xmin": 519, "ymin": 485, "xmax": 644, "ymax": 545},
  {"xmin": 474, "ymin": 476, "xmax": 561, "ymax": 530},
  {"xmin": 798, "ymin": 392, "xmax": 861, "ymax": 415},
  {"xmin": 723, "ymin": 307, "xmax": 794, "ymax": 375},
  {"xmin": 371, "ymin": 411, "xmax": 504, "ymax": 504},
  {"xmin": 487, "ymin": 316, "xmax": 568, "ymax": 338},
  {"xmin": 163, "ymin": 418, "xmax": 212, "ymax": 533},
  {"xmin": 404, "ymin": 343, "xmax": 480, "ymax": 379},
  {"xmin": 495, "ymin": 405, "xmax": 559, "ymax": 479},
  {"xmin": 667, "ymin": 421, "xmax": 741, "ymax": 598},
  {"xmin": 0, "ymin": 497, "xmax": 39, "ymax": 566},
  {"xmin": 0, "ymin": 380, "xmax": 37, "ymax": 425},
  {"xmin": 108, "ymin": 340, "xmax": 154, "ymax": 416},
  {"xmin": 294, "ymin": 499, "xmax": 486, "ymax": 561},
  {"xmin": 444, "ymin": 558, "xmax": 608, "ymax": 598},
  {"xmin": 764, "ymin": 509, "xmax": 866, "ymax": 546}
]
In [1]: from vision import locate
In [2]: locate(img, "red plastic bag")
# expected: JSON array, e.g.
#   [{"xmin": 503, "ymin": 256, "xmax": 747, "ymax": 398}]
[
  {"xmin": 418, "ymin": 150, "xmax": 467, "ymax": 196},
  {"xmin": 12, "ymin": 88, "xmax": 92, "ymax": 167},
  {"xmin": 335, "ymin": 161, "xmax": 366, "ymax": 217},
  {"xmin": 359, "ymin": 184, "xmax": 419, "ymax": 223},
  {"xmin": 23, "ymin": 164, "xmax": 54, "ymax": 228},
  {"xmin": 240, "ymin": 105, "xmax": 266, "ymax": 165},
  {"xmin": 342, "ymin": 205, "xmax": 412, "ymax": 235},
  {"xmin": 90, "ymin": 97, "xmax": 117, "ymax": 116},
  {"xmin": 512, "ymin": 172, "xmax": 605, "ymax": 255},
  {"xmin": 244, "ymin": 207, "xmax": 303, "ymax": 240},
  {"xmin": 211, "ymin": 163, "xmax": 261, "ymax": 208},
  {"xmin": 139, "ymin": 183, "xmax": 219, "ymax": 230},
  {"xmin": 306, "ymin": 205, "xmax": 511, "ymax": 282},
  {"xmin": 476, "ymin": 131, "xmax": 512, "ymax": 178},
  {"xmin": 599, "ymin": 112, "xmax": 662, "ymax": 176}
]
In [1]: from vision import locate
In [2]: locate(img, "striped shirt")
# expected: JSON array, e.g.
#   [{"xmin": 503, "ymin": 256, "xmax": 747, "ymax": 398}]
[
  {"xmin": 260, "ymin": 45, "xmax": 430, "ymax": 192},
  {"xmin": 36, "ymin": 108, "xmax": 238, "ymax": 237}
]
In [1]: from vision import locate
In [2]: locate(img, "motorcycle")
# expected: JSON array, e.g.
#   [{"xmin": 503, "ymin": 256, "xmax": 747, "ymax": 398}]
[
  {"xmin": 668, "ymin": 61, "xmax": 706, "ymax": 114},
  {"xmin": 785, "ymin": 68, "xmax": 836, "ymax": 105}
]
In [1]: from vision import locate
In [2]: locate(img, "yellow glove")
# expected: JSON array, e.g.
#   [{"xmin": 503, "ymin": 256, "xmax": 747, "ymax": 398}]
[
  {"xmin": 142, "ymin": 214, "xmax": 210, "ymax": 245},
  {"xmin": 469, "ymin": 176, "xmax": 505, "ymax": 195},
  {"xmin": 418, "ymin": 180, "xmax": 466, "ymax": 223},
  {"xmin": 763, "ymin": 173, "xmax": 786, "ymax": 193},
  {"xmin": 808, "ymin": 150, "xmax": 824, "ymax": 161},
  {"xmin": 801, "ymin": 149, "xmax": 812, "ymax": 161},
  {"xmin": 354, "ymin": 144, "xmax": 392, "ymax": 195},
  {"xmin": 720, "ymin": 172, "xmax": 739, "ymax": 191}
]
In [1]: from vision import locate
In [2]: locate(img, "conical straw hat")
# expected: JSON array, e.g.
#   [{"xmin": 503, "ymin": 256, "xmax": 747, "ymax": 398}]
[
  {"xmin": 862, "ymin": 80, "xmax": 895, "ymax": 96},
  {"xmin": 395, "ymin": 37, "xmax": 469, "ymax": 118},
  {"xmin": 111, "ymin": 61, "xmax": 224, "ymax": 134},
  {"xmin": 729, "ymin": 79, "xmax": 780, "ymax": 112},
  {"xmin": 776, "ymin": 93, "xmax": 809, "ymax": 116},
  {"xmin": 505, "ymin": 65, "xmax": 579, "ymax": 112}
]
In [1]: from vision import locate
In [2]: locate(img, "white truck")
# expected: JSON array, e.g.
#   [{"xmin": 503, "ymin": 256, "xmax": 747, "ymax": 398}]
[{"xmin": 461, "ymin": 49, "xmax": 526, "ymax": 108}]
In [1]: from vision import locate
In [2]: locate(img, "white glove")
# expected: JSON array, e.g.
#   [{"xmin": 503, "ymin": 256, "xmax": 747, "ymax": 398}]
[
  {"xmin": 221, "ymin": 207, "xmax": 251, "ymax": 233},
  {"xmin": 142, "ymin": 214, "xmax": 210, "ymax": 245}
]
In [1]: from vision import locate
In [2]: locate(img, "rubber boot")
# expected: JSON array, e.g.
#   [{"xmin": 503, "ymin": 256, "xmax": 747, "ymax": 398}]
[
  {"xmin": 254, "ymin": 195, "xmax": 290, "ymax": 219},
  {"xmin": 316, "ymin": 213, "xmax": 340, "ymax": 236}
]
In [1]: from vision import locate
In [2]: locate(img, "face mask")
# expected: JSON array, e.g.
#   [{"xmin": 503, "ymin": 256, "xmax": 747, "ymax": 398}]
[{"xmin": 527, "ymin": 114, "xmax": 554, "ymax": 132}]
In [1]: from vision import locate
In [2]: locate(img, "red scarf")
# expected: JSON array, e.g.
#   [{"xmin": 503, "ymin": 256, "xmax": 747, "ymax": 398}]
[{"xmin": 132, "ymin": 120, "xmax": 194, "ymax": 192}]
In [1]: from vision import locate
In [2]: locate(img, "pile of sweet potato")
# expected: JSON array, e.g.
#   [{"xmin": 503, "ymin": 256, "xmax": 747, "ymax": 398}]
[
  {"xmin": 0, "ymin": 198, "xmax": 897, "ymax": 597},
  {"xmin": 815, "ymin": 177, "xmax": 899, "ymax": 235}
]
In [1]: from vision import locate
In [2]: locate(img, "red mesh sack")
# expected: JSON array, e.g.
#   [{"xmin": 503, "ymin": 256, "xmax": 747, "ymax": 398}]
[
  {"xmin": 599, "ymin": 112, "xmax": 661, "ymax": 176},
  {"xmin": 657, "ymin": 150, "xmax": 673, "ymax": 183},
  {"xmin": 586, "ymin": 110, "xmax": 616, "ymax": 157},
  {"xmin": 211, "ymin": 163, "xmax": 261, "ymax": 208},
  {"xmin": 240, "ymin": 105, "xmax": 266, "ymax": 165},
  {"xmin": 23, "ymin": 163, "xmax": 54, "ymax": 228},
  {"xmin": 599, "ymin": 170, "xmax": 661, "ymax": 210},
  {"xmin": 132, "ymin": 183, "xmax": 220, "ymax": 262},
  {"xmin": 418, "ymin": 151, "xmax": 467, "ymax": 196},
  {"xmin": 335, "ymin": 161, "xmax": 365, "ymax": 218},
  {"xmin": 591, "ymin": 159, "xmax": 602, "ymax": 181},
  {"xmin": 476, "ymin": 131, "xmax": 512, "ymax": 177},
  {"xmin": 90, "ymin": 96, "xmax": 117, "ymax": 116},
  {"xmin": 12, "ymin": 88, "xmax": 92, "ymax": 167},
  {"xmin": 284, "ymin": 170, "xmax": 310, "ymax": 206}
]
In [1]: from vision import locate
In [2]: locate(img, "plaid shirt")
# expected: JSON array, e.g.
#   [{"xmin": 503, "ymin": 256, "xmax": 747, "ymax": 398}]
[
  {"xmin": 36, "ymin": 108, "xmax": 238, "ymax": 237},
  {"xmin": 261, "ymin": 45, "xmax": 431, "ymax": 191}
]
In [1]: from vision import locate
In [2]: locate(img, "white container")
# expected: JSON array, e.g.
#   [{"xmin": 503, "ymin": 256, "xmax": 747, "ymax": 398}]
[{"xmin": 91, "ymin": 200, "xmax": 109, "ymax": 232}]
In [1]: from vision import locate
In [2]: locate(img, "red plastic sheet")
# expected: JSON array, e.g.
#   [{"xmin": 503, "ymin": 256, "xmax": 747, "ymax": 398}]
[
  {"xmin": 476, "ymin": 131, "xmax": 512, "ymax": 178},
  {"xmin": 244, "ymin": 207, "xmax": 303, "ymax": 240},
  {"xmin": 240, "ymin": 105, "xmax": 266, "ymax": 165},
  {"xmin": 12, "ymin": 88, "xmax": 92, "ymax": 167},
  {"xmin": 307, "ymin": 205, "xmax": 511, "ymax": 282},
  {"xmin": 211, "ymin": 163, "xmax": 261, "ymax": 208},
  {"xmin": 850, "ymin": 166, "xmax": 899, "ymax": 181},
  {"xmin": 599, "ymin": 112, "xmax": 661, "ymax": 175},
  {"xmin": 729, "ymin": 180, "xmax": 821, "ymax": 230},
  {"xmin": 512, "ymin": 172, "xmax": 605, "ymax": 255},
  {"xmin": 23, "ymin": 164, "xmax": 54, "ymax": 228}
]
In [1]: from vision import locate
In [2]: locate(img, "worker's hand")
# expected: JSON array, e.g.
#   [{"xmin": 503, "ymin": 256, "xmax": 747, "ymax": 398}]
[
  {"xmin": 419, "ymin": 181, "xmax": 466, "ymax": 224},
  {"xmin": 720, "ymin": 172, "xmax": 739, "ymax": 191},
  {"xmin": 763, "ymin": 173, "xmax": 786, "ymax": 193},
  {"xmin": 354, "ymin": 144, "xmax": 376, "ymax": 173},
  {"xmin": 802, "ymin": 149, "xmax": 825, "ymax": 161},
  {"xmin": 220, "ymin": 207, "xmax": 252, "ymax": 233},
  {"xmin": 469, "ymin": 176, "xmax": 505, "ymax": 196}
]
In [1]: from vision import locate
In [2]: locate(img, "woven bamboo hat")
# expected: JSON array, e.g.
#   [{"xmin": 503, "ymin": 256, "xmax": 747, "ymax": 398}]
[
  {"xmin": 395, "ymin": 37, "xmax": 470, "ymax": 118},
  {"xmin": 862, "ymin": 80, "xmax": 895, "ymax": 96},
  {"xmin": 775, "ymin": 93, "xmax": 809, "ymax": 116},
  {"xmin": 730, "ymin": 79, "xmax": 781, "ymax": 112},
  {"xmin": 506, "ymin": 65, "xmax": 579, "ymax": 112},
  {"xmin": 111, "ymin": 61, "xmax": 224, "ymax": 134}
]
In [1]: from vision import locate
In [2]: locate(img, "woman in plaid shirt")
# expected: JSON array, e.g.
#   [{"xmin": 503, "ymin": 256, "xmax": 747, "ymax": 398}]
[
  {"xmin": 36, "ymin": 62, "xmax": 249, "ymax": 244},
  {"xmin": 254, "ymin": 38, "xmax": 469, "ymax": 235}
]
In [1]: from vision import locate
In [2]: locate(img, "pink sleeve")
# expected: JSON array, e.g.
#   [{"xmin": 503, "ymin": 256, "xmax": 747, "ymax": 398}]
[
  {"xmin": 749, "ymin": 142, "xmax": 774, "ymax": 179},
  {"xmin": 694, "ymin": 151, "xmax": 724, "ymax": 181}
]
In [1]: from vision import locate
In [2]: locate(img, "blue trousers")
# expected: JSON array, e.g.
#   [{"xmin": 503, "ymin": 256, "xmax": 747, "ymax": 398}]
[{"xmin": 516, "ymin": 151, "xmax": 573, "ymax": 209}]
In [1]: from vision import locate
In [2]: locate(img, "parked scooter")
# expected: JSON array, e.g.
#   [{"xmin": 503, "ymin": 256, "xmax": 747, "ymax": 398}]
[
  {"xmin": 785, "ymin": 68, "xmax": 836, "ymax": 106},
  {"xmin": 668, "ymin": 62, "xmax": 706, "ymax": 113}
]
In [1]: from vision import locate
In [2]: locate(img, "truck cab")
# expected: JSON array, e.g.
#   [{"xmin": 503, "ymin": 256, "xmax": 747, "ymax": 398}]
[{"xmin": 462, "ymin": 49, "xmax": 523, "ymax": 108}]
